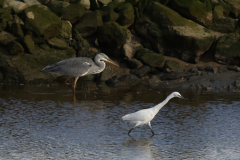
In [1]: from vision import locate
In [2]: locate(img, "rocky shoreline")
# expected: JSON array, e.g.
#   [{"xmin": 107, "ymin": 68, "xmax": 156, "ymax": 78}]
[{"xmin": 0, "ymin": 0, "xmax": 240, "ymax": 91}]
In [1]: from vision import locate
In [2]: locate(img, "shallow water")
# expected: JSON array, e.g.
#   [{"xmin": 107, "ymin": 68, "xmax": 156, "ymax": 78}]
[{"xmin": 0, "ymin": 83, "xmax": 240, "ymax": 159}]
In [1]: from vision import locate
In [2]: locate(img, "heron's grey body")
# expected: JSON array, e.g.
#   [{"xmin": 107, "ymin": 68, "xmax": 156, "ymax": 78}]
[
  {"xmin": 122, "ymin": 92, "xmax": 187, "ymax": 136},
  {"xmin": 42, "ymin": 53, "xmax": 118, "ymax": 92}
]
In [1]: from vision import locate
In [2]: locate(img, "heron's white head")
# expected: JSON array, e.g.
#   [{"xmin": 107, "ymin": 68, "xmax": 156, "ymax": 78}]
[
  {"xmin": 172, "ymin": 92, "xmax": 187, "ymax": 100},
  {"xmin": 95, "ymin": 53, "xmax": 119, "ymax": 67}
]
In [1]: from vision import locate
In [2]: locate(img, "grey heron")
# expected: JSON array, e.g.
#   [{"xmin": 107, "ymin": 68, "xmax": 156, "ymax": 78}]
[
  {"xmin": 42, "ymin": 53, "xmax": 119, "ymax": 92},
  {"xmin": 122, "ymin": 92, "xmax": 187, "ymax": 136}
]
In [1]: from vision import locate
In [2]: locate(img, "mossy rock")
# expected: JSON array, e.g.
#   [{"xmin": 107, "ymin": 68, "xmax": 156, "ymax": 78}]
[
  {"xmin": 125, "ymin": 58, "xmax": 143, "ymax": 69},
  {"xmin": 103, "ymin": 10, "xmax": 119, "ymax": 23},
  {"xmin": 0, "ymin": 7, "xmax": 12, "ymax": 14},
  {"xmin": 171, "ymin": 0, "xmax": 212, "ymax": 27},
  {"xmin": 0, "ymin": 31, "xmax": 16, "ymax": 46},
  {"xmin": 215, "ymin": 32, "xmax": 240, "ymax": 65},
  {"xmin": 24, "ymin": 5, "xmax": 63, "ymax": 40},
  {"xmin": 97, "ymin": 22, "xmax": 128, "ymax": 54},
  {"xmin": 116, "ymin": 3, "xmax": 135, "ymax": 28},
  {"xmin": 135, "ymin": 48, "xmax": 165, "ymax": 68},
  {"xmin": 8, "ymin": 41, "xmax": 24, "ymax": 55},
  {"xmin": 23, "ymin": 35, "xmax": 35, "ymax": 54},
  {"xmin": 163, "ymin": 60, "xmax": 182, "ymax": 72},
  {"xmin": 74, "ymin": 10, "xmax": 103, "ymax": 37},
  {"xmin": 11, "ymin": 22, "xmax": 24, "ymax": 37},
  {"xmin": 61, "ymin": 3, "xmax": 86, "ymax": 24},
  {"xmin": 0, "ymin": 13, "xmax": 13, "ymax": 23},
  {"xmin": 48, "ymin": 0, "xmax": 70, "ymax": 16},
  {"xmin": 47, "ymin": 37, "xmax": 69, "ymax": 50},
  {"xmin": 135, "ymin": 1, "xmax": 215, "ymax": 63},
  {"xmin": 137, "ymin": 0, "xmax": 149, "ymax": 15},
  {"xmin": 211, "ymin": 17, "xmax": 236, "ymax": 33},
  {"xmin": 0, "ymin": 22, "xmax": 6, "ymax": 32},
  {"xmin": 60, "ymin": 21, "xmax": 72, "ymax": 39},
  {"xmin": 24, "ymin": 18, "xmax": 43, "ymax": 37},
  {"xmin": 125, "ymin": 0, "xmax": 139, "ymax": 6},
  {"xmin": 0, "ymin": 0, "xmax": 5, "ymax": 8},
  {"xmin": 0, "ymin": 46, "xmax": 75, "ymax": 83},
  {"xmin": 71, "ymin": 29, "xmax": 90, "ymax": 57},
  {"xmin": 107, "ymin": 0, "xmax": 125, "ymax": 10}
]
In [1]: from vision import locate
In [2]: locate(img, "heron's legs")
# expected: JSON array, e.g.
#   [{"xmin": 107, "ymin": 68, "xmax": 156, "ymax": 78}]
[
  {"xmin": 73, "ymin": 77, "xmax": 79, "ymax": 92},
  {"xmin": 128, "ymin": 128, "xmax": 134, "ymax": 136},
  {"xmin": 148, "ymin": 122, "xmax": 155, "ymax": 135},
  {"xmin": 65, "ymin": 77, "xmax": 72, "ymax": 85}
]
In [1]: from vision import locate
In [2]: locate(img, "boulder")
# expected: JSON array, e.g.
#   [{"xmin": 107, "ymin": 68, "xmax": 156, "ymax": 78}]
[
  {"xmin": 48, "ymin": 0, "xmax": 70, "ymax": 16},
  {"xmin": 125, "ymin": 0, "xmax": 139, "ymax": 6},
  {"xmin": 163, "ymin": 60, "xmax": 182, "ymax": 72},
  {"xmin": 103, "ymin": 10, "xmax": 119, "ymax": 23},
  {"xmin": 0, "ymin": 46, "xmax": 75, "ymax": 83},
  {"xmin": 23, "ymin": 35, "xmax": 35, "ymax": 54},
  {"xmin": 135, "ymin": 48, "xmax": 165, "ymax": 68},
  {"xmin": 106, "ymin": 74, "xmax": 141, "ymax": 88},
  {"xmin": 116, "ymin": 3, "xmax": 135, "ymax": 28},
  {"xmin": 24, "ymin": 5, "xmax": 63, "ymax": 40},
  {"xmin": 8, "ymin": 41, "xmax": 24, "ymax": 55},
  {"xmin": 75, "ymin": 10, "xmax": 103, "ymax": 37},
  {"xmin": 171, "ymin": 0, "xmax": 212, "ymax": 27},
  {"xmin": 11, "ymin": 22, "xmax": 24, "ymax": 37},
  {"xmin": 61, "ymin": 4, "xmax": 86, "ymax": 24},
  {"xmin": 125, "ymin": 58, "xmax": 143, "ymax": 69},
  {"xmin": 71, "ymin": 29, "xmax": 90, "ymax": 57},
  {"xmin": 78, "ymin": 0, "xmax": 91, "ymax": 9},
  {"xmin": 47, "ymin": 37, "xmax": 69, "ymax": 50},
  {"xmin": 5, "ymin": 1, "xmax": 29, "ymax": 13},
  {"xmin": 134, "ymin": 1, "xmax": 215, "ymax": 63},
  {"xmin": 130, "ymin": 65, "xmax": 150, "ymax": 77},
  {"xmin": 215, "ymin": 32, "xmax": 240, "ymax": 65},
  {"xmin": 210, "ymin": 5, "xmax": 237, "ymax": 33},
  {"xmin": 60, "ymin": 21, "xmax": 72, "ymax": 39},
  {"xmin": 90, "ymin": 0, "xmax": 100, "ymax": 10},
  {"xmin": 0, "ymin": 31, "xmax": 16, "ymax": 46},
  {"xmin": 98, "ymin": 22, "xmax": 128, "ymax": 54}
]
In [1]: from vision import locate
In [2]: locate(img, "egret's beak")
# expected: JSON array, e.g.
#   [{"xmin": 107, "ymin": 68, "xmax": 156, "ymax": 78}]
[
  {"xmin": 105, "ymin": 59, "xmax": 119, "ymax": 67},
  {"xmin": 180, "ymin": 96, "xmax": 188, "ymax": 101}
]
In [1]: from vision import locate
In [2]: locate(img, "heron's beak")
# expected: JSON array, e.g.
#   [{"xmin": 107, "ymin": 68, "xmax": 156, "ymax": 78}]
[{"xmin": 105, "ymin": 59, "xmax": 119, "ymax": 67}]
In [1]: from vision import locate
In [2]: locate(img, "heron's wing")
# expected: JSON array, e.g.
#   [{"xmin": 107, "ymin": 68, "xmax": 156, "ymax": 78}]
[
  {"xmin": 42, "ymin": 57, "xmax": 94, "ymax": 77},
  {"xmin": 122, "ymin": 109, "xmax": 153, "ymax": 122}
]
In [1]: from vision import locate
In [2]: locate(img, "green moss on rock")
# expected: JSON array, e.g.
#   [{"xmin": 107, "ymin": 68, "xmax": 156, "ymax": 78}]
[
  {"xmin": 61, "ymin": 4, "xmax": 86, "ymax": 24},
  {"xmin": 11, "ymin": 22, "xmax": 24, "ymax": 37},
  {"xmin": 98, "ymin": 22, "xmax": 128, "ymax": 53},
  {"xmin": 47, "ymin": 37, "xmax": 69, "ymax": 50},
  {"xmin": 135, "ymin": 48, "xmax": 165, "ymax": 67},
  {"xmin": 163, "ymin": 60, "xmax": 182, "ymax": 72},
  {"xmin": 23, "ymin": 35, "xmax": 35, "ymax": 54},
  {"xmin": 75, "ymin": 10, "xmax": 103, "ymax": 37},
  {"xmin": 24, "ymin": 5, "xmax": 62, "ymax": 40},
  {"xmin": 8, "ymin": 41, "xmax": 24, "ymax": 55},
  {"xmin": 116, "ymin": 3, "xmax": 135, "ymax": 28},
  {"xmin": 215, "ymin": 32, "xmax": 240, "ymax": 65}
]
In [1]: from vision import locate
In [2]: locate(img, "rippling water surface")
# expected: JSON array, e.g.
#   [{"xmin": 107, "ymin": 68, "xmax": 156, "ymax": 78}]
[{"xmin": 0, "ymin": 84, "xmax": 240, "ymax": 159}]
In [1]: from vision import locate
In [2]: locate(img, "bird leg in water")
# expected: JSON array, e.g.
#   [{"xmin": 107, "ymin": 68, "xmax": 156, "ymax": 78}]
[
  {"xmin": 128, "ymin": 128, "xmax": 134, "ymax": 136},
  {"xmin": 73, "ymin": 77, "xmax": 79, "ymax": 92},
  {"xmin": 65, "ymin": 77, "xmax": 73, "ymax": 85},
  {"xmin": 148, "ymin": 122, "xmax": 155, "ymax": 135}
]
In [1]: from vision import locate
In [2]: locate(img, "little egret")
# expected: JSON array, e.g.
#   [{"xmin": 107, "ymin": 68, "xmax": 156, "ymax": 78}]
[
  {"xmin": 42, "ymin": 53, "xmax": 119, "ymax": 92},
  {"xmin": 122, "ymin": 92, "xmax": 187, "ymax": 136}
]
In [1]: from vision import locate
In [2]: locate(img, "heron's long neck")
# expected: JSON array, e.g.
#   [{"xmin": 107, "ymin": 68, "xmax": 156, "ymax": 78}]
[
  {"xmin": 95, "ymin": 59, "xmax": 106, "ymax": 72},
  {"xmin": 152, "ymin": 95, "xmax": 173, "ymax": 114}
]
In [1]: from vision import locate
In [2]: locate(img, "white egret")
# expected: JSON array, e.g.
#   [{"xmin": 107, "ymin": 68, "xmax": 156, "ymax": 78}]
[{"xmin": 122, "ymin": 92, "xmax": 187, "ymax": 136}]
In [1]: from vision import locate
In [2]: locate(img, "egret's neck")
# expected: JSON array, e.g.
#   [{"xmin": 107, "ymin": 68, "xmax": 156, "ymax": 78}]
[
  {"xmin": 95, "ymin": 59, "xmax": 106, "ymax": 72},
  {"xmin": 152, "ymin": 94, "xmax": 173, "ymax": 114}
]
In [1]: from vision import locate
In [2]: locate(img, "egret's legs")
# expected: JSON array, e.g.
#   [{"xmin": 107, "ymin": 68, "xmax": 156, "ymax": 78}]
[
  {"xmin": 73, "ymin": 77, "xmax": 79, "ymax": 92},
  {"xmin": 148, "ymin": 122, "xmax": 155, "ymax": 135},
  {"xmin": 128, "ymin": 128, "xmax": 134, "ymax": 136}
]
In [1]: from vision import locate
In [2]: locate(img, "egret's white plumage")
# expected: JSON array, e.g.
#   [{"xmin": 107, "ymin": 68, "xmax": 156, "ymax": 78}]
[{"xmin": 122, "ymin": 92, "xmax": 187, "ymax": 135}]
